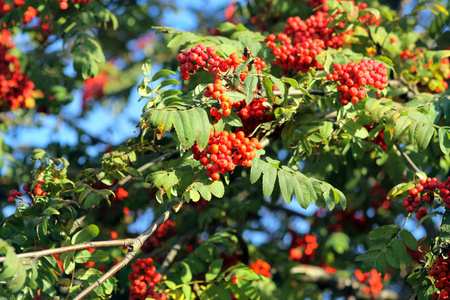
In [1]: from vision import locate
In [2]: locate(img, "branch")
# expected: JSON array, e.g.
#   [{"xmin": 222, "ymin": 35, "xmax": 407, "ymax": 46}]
[
  {"xmin": 73, "ymin": 201, "xmax": 182, "ymax": 300},
  {"xmin": 395, "ymin": 143, "xmax": 421, "ymax": 173},
  {"xmin": 291, "ymin": 264, "xmax": 403, "ymax": 300},
  {"xmin": 0, "ymin": 239, "xmax": 134, "ymax": 263},
  {"xmin": 254, "ymin": 89, "xmax": 325, "ymax": 99}
]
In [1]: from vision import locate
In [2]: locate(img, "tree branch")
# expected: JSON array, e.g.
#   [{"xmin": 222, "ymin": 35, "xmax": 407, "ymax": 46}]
[
  {"xmin": 73, "ymin": 201, "xmax": 182, "ymax": 300},
  {"xmin": 0, "ymin": 239, "xmax": 134, "ymax": 263},
  {"xmin": 255, "ymin": 89, "xmax": 325, "ymax": 99},
  {"xmin": 395, "ymin": 143, "xmax": 421, "ymax": 173},
  {"xmin": 291, "ymin": 264, "xmax": 403, "ymax": 300}
]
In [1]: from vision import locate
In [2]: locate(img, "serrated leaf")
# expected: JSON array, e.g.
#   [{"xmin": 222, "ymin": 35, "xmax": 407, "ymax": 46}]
[
  {"xmin": 250, "ymin": 158, "xmax": 263, "ymax": 184},
  {"xmin": 393, "ymin": 116, "xmax": 411, "ymax": 141},
  {"xmin": 293, "ymin": 176, "xmax": 310, "ymax": 209},
  {"xmin": 340, "ymin": 119, "xmax": 369, "ymax": 139},
  {"xmin": 151, "ymin": 69, "xmax": 176, "ymax": 82},
  {"xmin": 262, "ymin": 162, "xmax": 277, "ymax": 198},
  {"xmin": 417, "ymin": 124, "xmax": 435, "ymax": 151},
  {"xmin": 180, "ymin": 262, "xmax": 193, "ymax": 283},
  {"xmin": 375, "ymin": 254, "xmax": 387, "ymax": 276},
  {"xmin": 385, "ymin": 246, "xmax": 400, "ymax": 268},
  {"xmin": 387, "ymin": 182, "xmax": 415, "ymax": 199},
  {"xmin": 278, "ymin": 170, "xmax": 293, "ymax": 204},
  {"xmin": 205, "ymin": 180, "xmax": 225, "ymax": 198},
  {"xmin": 243, "ymin": 70, "xmax": 258, "ymax": 105},
  {"xmin": 206, "ymin": 259, "xmax": 223, "ymax": 282},
  {"xmin": 173, "ymin": 110, "xmax": 192, "ymax": 147},
  {"xmin": 368, "ymin": 225, "xmax": 398, "ymax": 240},
  {"xmin": 74, "ymin": 250, "xmax": 109, "ymax": 263},
  {"xmin": 72, "ymin": 224, "xmax": 99, "ymax": 244},
  {"xmin": 142, "ymin": 59, "xmax": 151, "ymax": 76},
  {"xmin": 392, "ymin": 238, "xmax": 409, "ymax": 263},
  {"xmin": 400, "ymin": 230, "xmax": 417, "ymax": 250},
  {"xmin": 167, "ymin": 32, "xmax": 199, "ymax": 48},
  {"xmin": 262, "ymin": 77, "xmax": 274, "ymax": 103},
  {"xmin": 355, "ymin": 250, "xmax": 379, "ymax": 262},
  {"xmin": 439, "ymin": 128, "xmax": 450, "ymax": 155}
]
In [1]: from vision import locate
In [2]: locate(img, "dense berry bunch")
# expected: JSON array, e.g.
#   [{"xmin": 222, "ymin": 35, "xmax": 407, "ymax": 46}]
[
  {"xmin": 142, "ymin": 220, "xmax": 177, "ymax": 253},
  {"xmin": 0, "ymin": 30, "xmax": 35, "ymax": 111},
  {"xmin": 34, "ymin": 179, "xmax": 46, "ymax": 196},
  {"xmin": 402, "ymin": 177, "xmax": 450, "ymax": 220},
  {"xmin": 82, "ymin": 73, "xmax": 108, "ymax": 108},
  {"xmin": 358, "ymin": 3, "xmax": 382, "ymax": 25},
  {"xmin": 191, "ymin": 130, "xmax": 262, "ymax": 181},
  {"xmin": 429, "ymin": 251, "xmax": 450, "ymax": 299},
  {"xmin": 289, "ymin": 233, "xmax": 318, "ymax": 263},
  {"xmin": 248, "ymin": 259, "xmax": 271, "ymax": 278},
  {"xmin": 265, "ymin": 9, "xmax": 350, "ymax": 74},
  {"xmin": 128, "ymin": 258, "xmax": 166, "ymax": 300},
  {"xmin": 354, "ymin": 269, "xmax": 384, "ymax": 298},
  {"xmin": 235, "ymin": 97, "xmax": 274, "ymax": 136},
  {"xmin": 7, "ymin": 189, "xmax": 22, "ymax": 203},
  {"xmin": 326, "ymin": 60, "xmax": 388, "ymax": 105},
  {"xmin": 177, "ymin": 44, "xmax": 243, "ymax": 80},
  {"xmin": 22, "ymin": 6, "xmax": 38, "ymax": 24}
]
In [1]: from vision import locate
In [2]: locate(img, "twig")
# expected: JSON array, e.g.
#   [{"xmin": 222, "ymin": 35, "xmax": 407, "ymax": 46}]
[
  {"xmin": 73, "ymin": 201, "xmax": 182, "ymax": 300},
  {"xmin": 291, "ymin": 264, "xmax": 403, "ymax": 299},
  {"xmin": 0, "ymin": 239, "xmax": 134, "ymax": 263},
  {"xmin": 395, "ymin": 143, "xmax": 421, "ymax": 173}
]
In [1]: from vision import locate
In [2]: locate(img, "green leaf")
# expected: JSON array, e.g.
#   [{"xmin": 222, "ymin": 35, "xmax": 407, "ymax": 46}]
[
  {"xmin": 205, "ymin": 180, "xmax": 225, "ymax": 198},
  {"xmin": 250, "ymin": 158, "xmax": 263, "ymax": 184},
  {"xmin": 375, "ymin": 254, "xmax": 387, "ymax": 276},
  {"xmin": 400, "ymin": 230, "xmax": 417, "ymax": 250},
  {"xmin": 173, "ymin": 110, "xmax": 192, "ymax": 148},
  {"xmin": 393, "ymin": 116, "xmax": 411, "ymax": 141},
  {"xmin": 243, "ymin": 70, "xmax": 258, "ymax": 105},
  {"xmin": 293, "ymin": 176, "xmax": 310, "ymax": 209},
  {"xmin": 0, "ymin": 246, "xmax": 19, "ymax": 279},
  {"xmin": 355, "ymin": 250, "xmax": 379, "ymax": 262},
  {"xmin": 392, "ymin": 238, "xmax": 409, "ymax": 263},
  {"xmin": 340, "ymin": 119, "xmax": 369, "ymax": 139},
  {"xmin": 439, "ymin": 128, "xmax": 450, "ymax": 155},
  {"xmin": 278, "ymin": 170, "xmax": 293, "ymax": 204},
  {"xmin": 74, "ymin": 250, "xmax": 109, "ymax": 263},
  {"xmin": 180, "ymin": 262, "xmax": 193, "ymax": 283},
  {"xmin": 262, "ymin": 162, "xmax": 277, "ymax": 198},
  {"xmin": 368, "ymin": 225, "xmax": 398, "ymax": 240},
  {"xmin": 385, "ymin": 246, "xmax": 399, "ymax": 268},
  {"xmin": 151, "ymin": 69, "xmax": 176, "ymax": 82},
  {"xmin": 206, "ymin": 259, "xmax": 223, "ymax": 282},
  {"xmin": 417, "ymin": 124, "xmax": 435, "ymax": 151},
  {"xmin": 182, "ymin": 284, "xmax": 192, "ymax": 300},
  {"xmin": 269, "ymin": 74, "xmax": 285, "ymax": 101},
  {"xmin": 387, "ymin": 182, "xmax": 415, "ymax": 199},
  {"xmin": 262, "ymin": 76, "xmax": 274, "ymax": 103},
  {"xmin": 72, "ymin": 224, "xmax": 99, "ymax": 244},
  {"xmin": 222, "ymin": 111, "xmax": 243, "ymax": 127},
  {"xmin": 142, "ymin": 59, "xmax": 152, "ymax": 76},
  {"xmin": 167, "ymin": 32, "xmax": 199, "ymax": 48},
  {"xmin": 193, "ymin": 108, "xmax": 211, "ymax": 150}
]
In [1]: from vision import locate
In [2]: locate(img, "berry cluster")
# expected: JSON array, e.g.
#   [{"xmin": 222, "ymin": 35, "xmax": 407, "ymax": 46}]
[
  {"xmin": 141, "ymin": 220, "xmax": 177, "ymax": 254},
  {"xmin": 190, "ymin": 130, "xmax": 262, "ymax": 181},
  {"xmin": 22, "ymin": 6, "xmax": 38, "ymax": 24},
  {"xmin": 235, "ymin": 97, "xmax": 274, "ymax": 137},
  {"xmin": 289, "ymin": 233, "xmax": 318, "ymax": 263},
  {"xmin": 365, "ymin": 125, "xmax": 387, "ymax": 151},
  {"xmin": 265, "ymin": 8, "xmax": 350, "ymax": 74},
  {"xmin": 0, "ymin": 30, "xmax": 35, "ymax": 111},
  {"xmin": 354, "ymin": 269, "xmax": 384, "ymax": 298},
  {"xmin": 177, "ymin": 44, "xmax": 243, "ymax": 80},
  {"xmin": 358, "ymin": 3, "xmax": 382, "ymax": 25},
  {"xmin": 7, "ymin": 189, "xmax": 22, "ymax": 203},
  {"xmin": 248, "ymin": 259, "xmax": 272, "ymax": 278},
  {"xmin": 326, "ymin": 60, "xmax": 388, "ymax": 105},
  {"xmin": 129, "ymin": 258, "xmax": 166, "ymax": 300},
  {"xmin": 321, "ymin": 261, "xmax": 337, "ymax": 274},
  {"xmin": 82, "ymin": 73, "xmax": 108, "ymax": 108},
  {"xmin": 402, "ymin": 177, "xmax": 450, "ymax": 220},
  {"xmin": 429, "ymin": 251, "xmax": 450, "ymax": 299},
  {"xmin": 34, "ymin": 179, "xmax": 46, "ymax": 196}
]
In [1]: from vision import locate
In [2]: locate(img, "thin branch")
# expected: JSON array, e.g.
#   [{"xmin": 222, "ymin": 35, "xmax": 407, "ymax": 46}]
[
  {"xmin": 395, "ymin": 143, "xmax": 421, "ymax": 173},
  {"xmin": 255, "ymin": 89, "xmax": 325, "ymax": 99},
  {"xmin": 73, "ymin": 201, "xmax": 182, "ymax": 300},
  {"xmin": 0, "ymin": 239, "xmax": 134, "ymax": 263},
  {"xmin": 291, "ymin": 264, "xmax": 403, "ymax": 300}
]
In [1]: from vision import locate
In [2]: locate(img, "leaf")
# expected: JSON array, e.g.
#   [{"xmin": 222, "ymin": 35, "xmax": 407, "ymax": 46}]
[
  {"xmin": 193, "ymin": 108, "xmax": 211, "ymax": 150},
  {"xmin": 173, "ymin": 110, "xmax": 192, "ymax": 147},
  {"xmin": 393, "ymin": 116, "xmax": 411, "ymax": 141},
  {"xmin": 0, "ymin": 246, "xmax": 19, "ymax": 279},
  {"xmin": 243, "ymin": 70, "xmax": 258, "ymax": 105},
  {"xmin": 206, "ymin": 259, "xmax": 223, "ymax": 281},
  {"xmin": 180, "ymin": 262, "xmax": 193, "ymax": 283},
  {"xmin": 439, "ymin": 128, "xmax": 450, "ymax": 155},
  {"xmin": 387, "ymin": 182, "xmax": 415, "ymax": 199},
  {"xmin": 375, "ymin": 254, "xmax": 387, "ymax": 276},
  {"xmin": 205, "ymin": 180, "xmax": 225, "ymax": 198},
  {"xmin": 293, "ymin": 176, "xmax": 310, "ymax": 209},
  {"xmin": 262, "ymin": 76, "xmax": 274, "ymax": 103},
  {"xmin": 400, "ymin": 230, "xmax": 417, "ymax": 250},
  {"xmin": 385, "ymin": 246, "xmax": 400, "ymax": 268},
  {"xmin": 417, "ymin": 124, "xmax": 435, "ymax": 151},
  {"xmin": 167, "ymin": 32, "xmax": 199, "ymax": 48},
  {"xmin": 142, "ymin": 59, "xmax": 152, "ymax": 76},
  {"xmin": 222, "ymin": 112, "xmax": 243, "ymax": 127},
  {"xmin": 269, "ymin": 74, "xmax": 285, "ymax": 99},
  {"xmin": 151, "ymin": 69, "xmax": 176, "ymax": 82},
  {"xmin": 262, "ymin": 162, "xmax": 277, "ymax": 198},
  {"xmin": 392, "ymin": 238, "xmax": 409, "ymax": 263},
  {"xmin": 340, "ymin": 119, "xmax": 369, "ymax": 139},
  {"xmin": 250, "ymin": 158, "xmax": 263, "ymax": 184},
  {"xmin": 182, "ymin": 284, "xmax": 192, "ymax": 300},
  {"xmin": 72, "ymin": 224, "xmax": 99, "ymax": 244},
  {"xmin": 368, "ymin": 225, "xmax": 398, "ymax": 240},
  {"xmin": 355, "ymin": 250, "xmax": 379, "ymax": 262},
  {"xmin": 74, "ymin": 250, "xmax": 109, "ymax": 263},
  {"xmin": 278, "ymin": 170, "xmax": 293, "ymax": 204}
]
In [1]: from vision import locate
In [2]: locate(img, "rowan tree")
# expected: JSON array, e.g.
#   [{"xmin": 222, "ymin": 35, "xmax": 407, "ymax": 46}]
[{"xmin": 1, "ymin": 0, "xmax": 450, "ymax": 299}]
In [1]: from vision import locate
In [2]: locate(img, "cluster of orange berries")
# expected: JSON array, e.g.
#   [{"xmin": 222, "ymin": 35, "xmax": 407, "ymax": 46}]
[
  {"xmin": 265, "ymin": 5, "xmax": 349, "ymax": 74},
  {"xmin": 129, "ymin": 258, "xmax": 166, "ymax": 300},
  {"xmin": 178, "ymin": 44, "xmax": 242, "ymax": 80},
  {"xmin": 403, "ymin": 177, "xmax": 450, "ymax": 220},
  {"xmin": 82, "ymin": 73, "xmax": 108, "ymax": 108},
  {"xmin": 0, "ymin": 30, "xmax": 35, "ymax": 111},
  {"xmin": 7, "ymin": 189, "xmax": 22, "ymax": 203},
  {"xmin": 141, "ymin": 220, "xmax": 176, "ymax": 254},
  {"xmin": 0, "ymin": 1, "xmax": 38, "ymax": 24},
  {"xmin": 327, "ymin": 60, "xmax": 388, "ymax": 105},
  {"xmin": 429, "ymin": 251, "xmax": 450, "ymax": 299},
  {"xmin": 190, "ymin": 131, "xmax": 262, "ymax": 181},
  {"xmin": 289, "ymin": 233, "xmax": 318, "ymax": 263},
  {"xmin": 354, "ymin": 269, "xmax": 385, "ymax": 298},
  {"xmin": 248, "ymin": 259, "xmax": 272, "ymax": 278}
]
